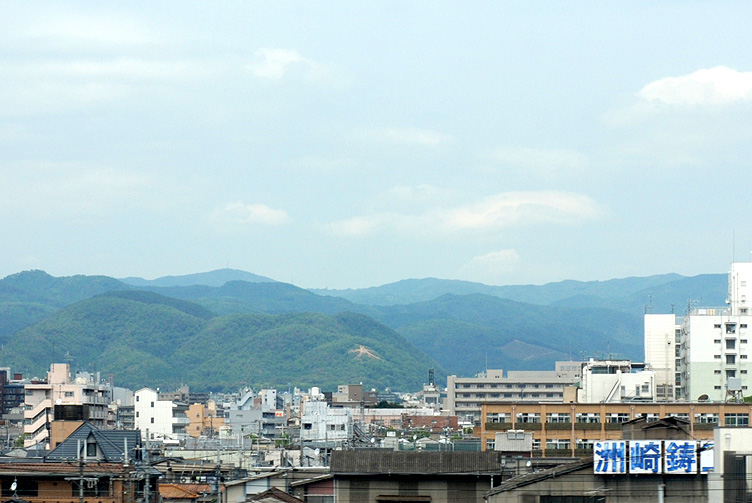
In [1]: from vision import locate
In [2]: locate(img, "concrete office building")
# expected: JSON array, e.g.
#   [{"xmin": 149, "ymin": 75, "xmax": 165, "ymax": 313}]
[
  {"xmin": 446, "ymin": 362, "xmax": 581, "ymax": 424},
  {"xmin": 646, "ymin": 257, "xmax": 752, "ymax": 402}
]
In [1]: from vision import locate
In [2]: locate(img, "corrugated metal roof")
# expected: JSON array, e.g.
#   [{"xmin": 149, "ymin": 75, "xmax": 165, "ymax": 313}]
[{"xmin": 330, "ymin": 450, "xmax": 502, "ymax": 475}]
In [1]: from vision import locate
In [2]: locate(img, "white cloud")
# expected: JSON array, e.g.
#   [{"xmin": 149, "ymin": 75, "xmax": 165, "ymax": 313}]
[
  {"xmin": 326, "ymin": 191, "xmax": 603, "ymax": 237},
  {"xmin": 458, "ymin": 249, "xmax": 521, "ymax": 279},
  {"xmin": 211, "ymin": 202, "xmax": 290, "ymax": 227},
  {"xmin": 638, "ymin": 66, "xmax": 752, "ymax": 106},
  {"xmin": 326, "ymin": 215, "xmax": 382, "ymax": 237},
  {"xmin": 379, "ymin": 127, "xmax": 453, "ymax": 147},
  {"xmin": 248, "ymin": 48, "xmax": 312, "ymax": 80},
  {"xmin": 441, "ymin": 192, "xmax": 602, "ymax": 231}
]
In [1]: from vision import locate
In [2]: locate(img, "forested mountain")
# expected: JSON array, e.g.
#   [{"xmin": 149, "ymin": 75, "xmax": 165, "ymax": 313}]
[
  {"xmin": 312, "ymin": 273, "xmax": 727, "ymax": 316},
  {"xmin": 4, "ymin": 291, "xmax": 439, "ymax": 391},
  {"xmin": 120, "ymin": 268, "xmax": 275, "ymax": 288},
  {"xmin": 0, "ymin": 268, "xmax": 727, "ymax": 391}
]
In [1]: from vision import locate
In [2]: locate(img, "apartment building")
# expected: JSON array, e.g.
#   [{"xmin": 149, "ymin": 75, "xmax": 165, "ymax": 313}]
[
  {"xmin": 646, "ymin": 257, "xmax": 752, "ymax": 402},
  {"xmin": 445, "ymin": 362, "xmax": 581, "ymax": 424},
  {"xmin": 134, "ymin": 387, "xmax": 190, "ymax": 443},
  {"xmin": 300, "ymin": 400, "xmax": 353, "ymax": 444},
  {"xmin": 23, "ymin": 363, "xmax": 112, "ymax": 448},
  {"xmin": 477, "ymin": 401, "xmax": 752, "ymax": 456}
]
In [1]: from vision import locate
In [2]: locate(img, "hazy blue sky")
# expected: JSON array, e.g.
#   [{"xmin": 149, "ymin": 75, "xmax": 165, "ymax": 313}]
[{"xmin": 2, "ymin": 2, "xmax": 752, "ymax": 288}]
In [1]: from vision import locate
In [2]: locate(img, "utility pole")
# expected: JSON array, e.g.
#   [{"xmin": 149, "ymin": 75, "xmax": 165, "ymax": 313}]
[
  {"xmin": 143, "ymin": 431, "xmax": 150, "ymax": 503},
  {"xmin": 215, "ymin": 443, "xmax": 222, "ymax": 503}
]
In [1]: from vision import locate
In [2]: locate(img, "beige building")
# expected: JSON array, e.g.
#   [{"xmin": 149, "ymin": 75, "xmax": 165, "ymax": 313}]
[
  {"xmin": 187, "ymin": 402, "xmax": 225, "ymax": 438},
  {"xmin": 478, "ymin": 401, "xmax": 752, "ymax": 456},
  {"xmin": 446, "ymin": 362, "xmax": 582, "ymax": 424},
  {"xmin": 24, "ymin": 363, "xmax": 112, "ymax": 447}
]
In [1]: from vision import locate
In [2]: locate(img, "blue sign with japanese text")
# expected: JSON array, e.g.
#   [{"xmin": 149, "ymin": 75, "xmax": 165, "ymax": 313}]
[
  {"xmin": 630, "ymin": 440, "xmax": 662, "ymax": 474},
  {"xmin": 594, "ymin": 441, "xmax": 626, "ymax": 474}
]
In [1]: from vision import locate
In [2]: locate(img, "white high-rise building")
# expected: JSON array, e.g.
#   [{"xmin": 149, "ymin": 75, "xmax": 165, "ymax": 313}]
[
  {"xmin": 644, "ymin": 313, "xmax": 680, "ymax": 400},
  {"xmin": 645, "ymin": 257, "xmax": 752, "ymax": 402}
]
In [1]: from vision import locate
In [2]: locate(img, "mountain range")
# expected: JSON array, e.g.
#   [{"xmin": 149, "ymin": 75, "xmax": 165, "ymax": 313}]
[{"xmin": 0, "ymin": 268, "xmax": 728, "ymax": 391}]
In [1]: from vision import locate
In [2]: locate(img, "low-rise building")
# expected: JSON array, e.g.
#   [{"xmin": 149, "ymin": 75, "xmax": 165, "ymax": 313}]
[
  {"xmin": 478, "ymin": 401, "xmax": 752, "ymax": 457},
  {"xmin": 446, "ymin": 362, "xmax": 582, "ymax": 424},
  {"xmin": 578, "ymin": 359, "xmax": 656, "ymax": 402},
  {"xmin": 300, "ymin": 401, "xmax": 352, "ymax": 445}
]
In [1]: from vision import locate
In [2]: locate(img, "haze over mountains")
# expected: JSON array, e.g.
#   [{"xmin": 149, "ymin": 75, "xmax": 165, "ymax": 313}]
[{"xmin": 0, "ymin": 268, "xmax": 727, "ymax": 392}]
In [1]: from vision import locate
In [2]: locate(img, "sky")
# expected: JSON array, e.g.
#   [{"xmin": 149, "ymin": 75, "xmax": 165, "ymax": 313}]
[{"xmin": 2, "ymin": 2, "xmax": 752, "ymax": 289}]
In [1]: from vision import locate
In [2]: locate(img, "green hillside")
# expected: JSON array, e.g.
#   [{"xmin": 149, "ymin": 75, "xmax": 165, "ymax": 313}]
[
  {"xmin": 373, "ymin": 294, "xmax": 643, "ymax": 376},
  {"xmin": 4, "ymin": 292, "xmax": 441, "ymax": 391},
  {"xmin": 311, "ymin": 274, "xmax": 688, "ymax": 307}
]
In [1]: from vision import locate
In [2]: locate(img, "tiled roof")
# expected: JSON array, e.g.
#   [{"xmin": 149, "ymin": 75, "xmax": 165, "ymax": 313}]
[
  {"xmin": 248, "ymin": 487, "xmax": 305, "ymax": 503},
  {"xmin": 47, "ymin": 422, "xmax": 141, "ymax": 462},
  {"xmin": 485, "ymin": 457, "xmax": 593, "ymax": 496},
  {"xmin": 160, "ymin": 483, "xmax": 213, "ymax": 499},
  {"xmin": 330, "ymin": 450, "xmax": 502, "ymax": 475}
]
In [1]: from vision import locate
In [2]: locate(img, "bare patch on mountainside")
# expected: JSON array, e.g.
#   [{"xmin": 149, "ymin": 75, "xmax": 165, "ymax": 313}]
[{"xmin": 349, "ymin": 345, "xmax": 383, "ymax": 360}]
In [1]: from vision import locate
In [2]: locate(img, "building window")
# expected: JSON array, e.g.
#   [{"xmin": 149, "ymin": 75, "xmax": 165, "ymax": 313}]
[
  {"xmin": 714, "ymin": 340, "xmax": 721, "ymax": 344},
  {"xmin": 606, "ymin": 413, "xmax": 630, "ymax": 423},
  {"xmin": 487, "ymin": 413, "xmax": 507, "ymax": 423},
  {"xmin": 743, "ymin": 339, "xmax": 749, "ymax": 344},
  {"xmin": 546, "ymin": 413, "xmax": 571, "ymax": 424},
  {"xmin": 136, "ymin": 396, "xmax": 139, "ymax": 402},
  {"xmin": 742, "ymin": 324, "xmax": 748, "ymax": 329},
  {"xmin": 486, "ymin": 439, "xmax": 495, "ymax": 450},
  {"xmin": 715, "ymin": 370, "xmax": 722, "ymax": 375},
  {"xmin": 576, "ymin": 413, "xmax": 600, "ymax": 424},
  {"xmin": 727, "ymin": 370, "xmax": 737, "ymax": 378},
  {"xmin": 715, "ymin": 386, "xmax": 722, "ymax": 390},
  {"xmin": 136, "ymin": 412, "xmax": 139, "ymax": 418},
  {"xmin": 695, "ymin": 413, "xmax": 719, "ymax": 424},
  {"xmin": 546, "ymin": 439, "xmax": 571, "ymax": 450},
  {"xmin": 150, "ymin": 418, "xmax": 154, "ymax": 423},
  {"xmin": 715, "ymin": 355, "xmax": 722, "ymax": 359},
  {"xmin": 743, "ymin": 355, "xmax": 749, "ymax": 359},
  {"xmin": 725, "ymin": 414, "xmax": 750, "ymax": 427},
  {"xmin": 727, "ymin": 339, "xmax": 737, "ymax": 350},
  {"xmin": 151, "ymin": 402, "xmax": 155, "ymax": 407},
  {"xmin": 715, "ymin": 324, "xmax": 722, "ymax": 329},
  {"xmin": 87, "ymin": 441, "xmax": 97, "ymax": 457},
  {"xmin": 742, "ymin": 370, "xmax": 748, "ymax": 375},
  {"xmin": 727, "ymin": 324, "xmax": 737, "ymax": 334},
  {"xmin": 727, "ymin": 355, "xmax": 737, "ymax": 364},
  {"xmin": 516, "ymin": 413, "xmax": 541, "ymax": 423}
]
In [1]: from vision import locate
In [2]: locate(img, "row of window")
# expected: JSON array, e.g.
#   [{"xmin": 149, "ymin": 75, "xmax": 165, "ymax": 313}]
[
  {"xmin": 712, "ymin": 354, "xmax": 747, "ymax": 363},
  {"xmin": 487, "ymin": 412, "xmax": 746, "ymax": 425},
  {"xmin": 486, "ymin": 439, "xmax": 599, "ymax": 450},
  {"xmin": 455, "ymin": 383, "xmax": 561, "ymax": 389},
  {"xmin": 458, "ymin": 393, "xmax": 562, "ymax": 399}
]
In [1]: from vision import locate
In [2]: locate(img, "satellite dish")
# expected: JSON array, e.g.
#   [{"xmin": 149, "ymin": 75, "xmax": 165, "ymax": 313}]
[
  {"xmin": 698, "ymin": 394, "xmax": 709, "ymax": 402},
  {"xmin": 526, "ymin": 461, "xmax": 532, "ymax": 468},
  {"xmin": 370, "ymin": 437, "xmax": 375, "ymax": 444},
  {"xmin": 56, "ymin": 399, "xmax": 62, "ymax": 405},
  {"xmin": 314, "ymin": 448, "xmax": 320, "ymax": 456},
  {"xmin": 10, "ymin": 482, "xmax": 17, "ymax": 492}
]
